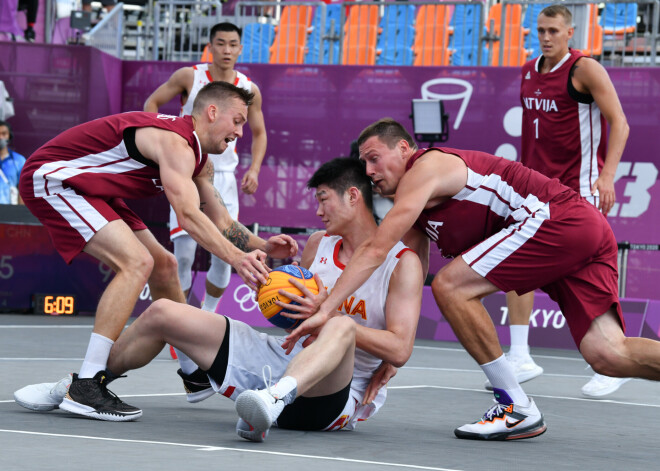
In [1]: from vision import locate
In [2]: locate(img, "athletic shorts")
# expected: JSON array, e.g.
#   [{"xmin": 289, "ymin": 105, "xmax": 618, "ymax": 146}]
[
  {"xmin": 463, "ymin": 193, "xmax": 624, "ymax": 348},
  {"xmin": 170, "ymin": 170, "xmax": 238, "ymax": 240},
  {"xmin": 19, "ymin": 187, "xmax": 146, "ymax": 264},
  {"xmin": 206, "ymin": 317, "xmax": 378, "ymax": 431}
]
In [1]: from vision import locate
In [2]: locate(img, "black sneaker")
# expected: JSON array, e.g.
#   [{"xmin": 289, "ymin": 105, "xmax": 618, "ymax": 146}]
[
  {"xmin": 177, "ymin": 368, "xmax": 215, "ymax": 403},
  {"xmin": 59, "ymin": 371, "xmax": 142, "ymax": 422},
  {"xmin": 24, "ymin": 27, "xmax": 35, "ymax": 42}
]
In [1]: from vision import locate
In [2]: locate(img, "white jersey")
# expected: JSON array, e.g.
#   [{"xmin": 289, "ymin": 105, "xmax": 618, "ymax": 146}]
[
  {"xmin": 169, "ymin": 65, "xmax": 252, "ymax": 240},
  {"xmin": 210, "ymin": 234, "xmax": 411, "ymax": 432},
  {"xmin": 180, "ymin": 64, "xmax": 253, "ymax": 173},
  {"xmin": 309, "ymin": 234, "xmax": 411, "ymax": 414}
]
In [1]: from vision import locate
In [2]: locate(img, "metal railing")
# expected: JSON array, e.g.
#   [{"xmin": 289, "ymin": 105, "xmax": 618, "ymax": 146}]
[
  {"xmin": 58, "ymin": 0, "xmax": 660, "ymax": 67},
  {"xmin": 82, "ymin": 3, "xmax": 125, "ymax": 58},
  {"xmin": 152, "ymin": 1, "xmax": 225, "ymax": 61},
  {"xmin": 502, "ymin": 0, "xmax": 659, "ymax": 67}
]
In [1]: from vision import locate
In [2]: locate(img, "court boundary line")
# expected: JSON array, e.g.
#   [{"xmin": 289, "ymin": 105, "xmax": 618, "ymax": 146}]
[
  {"xmin": 2, "ymin": 384, "xmax": 657, "ymax": 408},
  {"xmin": 0, "ymin": 429, "xmax": 463, "ymax": 471}
]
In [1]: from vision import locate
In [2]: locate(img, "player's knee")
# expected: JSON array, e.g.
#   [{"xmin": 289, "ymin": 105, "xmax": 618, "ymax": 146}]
[
  {"xmin": 150, "ymin": 250, "xmax": 179, "ymax": 287},
  {"xmin": 431, "ymin": 270, "xmax": 459, "ymax": 307},
  {"xmin": 326, "ymin": 315, "xmax": 355, "ymax": 344},
  {"xmin": 140, "ymin": 298, "xmax": 177, "ymax": 333},
  {"xmin": 581, "ymin": 340, "xmax": 625, "ymax": 377},
  {"xmin": 122, "ymin": 249, "xmax": 154, "ymax": 285}
]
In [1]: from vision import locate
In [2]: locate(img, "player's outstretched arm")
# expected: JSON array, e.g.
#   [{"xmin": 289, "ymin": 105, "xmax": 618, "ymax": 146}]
[
  {"xmin": 140, "ymin": 128, "xmax": 270, "ymax": 288},
  {"xmin": 241, "ymin": 83, "xmax": 267, "ymax": 195},
  {"xmin": 194, "ymin": 160, "xmax": 297, "ymax": 260},
  {"xmin": 143, "ymin": 67, "xmax": 193, "ymax": 112}
]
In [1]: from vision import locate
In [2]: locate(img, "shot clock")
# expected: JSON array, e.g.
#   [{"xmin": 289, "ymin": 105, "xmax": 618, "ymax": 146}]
[{"xmin": 33, "ymin": 293, "xmax": 78, "ymax": 316}]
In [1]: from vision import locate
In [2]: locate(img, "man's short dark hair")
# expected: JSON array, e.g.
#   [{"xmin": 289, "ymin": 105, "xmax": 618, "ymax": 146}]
[
  {"xmin": 539, "ymin": 4, "xmax": 572, "ymax": 26},
  {"xmin": 307, "ymin": 157, "xmax": 373, "ymax": 211},
  {"xmin": 192, "ymin": 81, "xmax": 254, "ymax": 115},
  {"xmin": 210, "ymin": 22, "xmax": 242, "ymax": 43},
  {"xmin": 357, "ymin": 118, "xmax": 417, "ymax": 151}
]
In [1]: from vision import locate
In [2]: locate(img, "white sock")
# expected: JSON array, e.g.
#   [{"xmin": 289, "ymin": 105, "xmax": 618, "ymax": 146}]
[
  {"xmin": 481, "ymin": 355, "xmax": 530, "ymax": 406},
  {"xmin": 270, "ymin": 376, "xmax": 298, "ymax": 405},
  {"xmin": 176, "ymin": 349, "xmax": 198, "ymax": 375},
  {"xmin": 509, "ymin": 324, "xmax": 530, "ymax": 358},
  {"xmin": 79, "ymin": 333, "xmax": 114, "ymax": 379},
  {"xmin": 201, "ymin": 293, "xmax": 221, "ymax": 313}
]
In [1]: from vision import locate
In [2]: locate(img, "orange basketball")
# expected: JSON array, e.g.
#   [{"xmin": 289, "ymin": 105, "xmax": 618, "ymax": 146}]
[{"xmin": 257, "ymin": 265, "xmax": 319, "ymax": 329}]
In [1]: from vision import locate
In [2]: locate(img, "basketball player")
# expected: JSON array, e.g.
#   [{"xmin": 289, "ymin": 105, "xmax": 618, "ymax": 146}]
[
  {"xmin": 502, "ymin": 4, "xmax": 631, "ymax": 397},
  {"xmin": 13, "ymin": 82, "xmax": 297, "ymax": 421},
  {"xmin": 286, "ymin": 118, "xmax": 660, "ymax": 441},
  {"xmin": 144, "ymin": 22, "xmax": 266, "ymax": 314},
  {"xmin": 104, "ymin": 157, "xmax": 423, "ymax": 439}
]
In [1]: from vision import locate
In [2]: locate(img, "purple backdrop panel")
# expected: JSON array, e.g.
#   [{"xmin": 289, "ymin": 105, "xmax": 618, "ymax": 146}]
[
  {"xmin": 139, "ymin": 273, "xmax": 659, "ymax": 350},
  {"xmin": 0, "ymin": 223, "xmax": 110, "ymax": 312}
]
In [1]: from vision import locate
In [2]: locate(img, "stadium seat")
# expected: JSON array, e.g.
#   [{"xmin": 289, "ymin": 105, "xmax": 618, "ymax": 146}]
[
  {"xmin": 523, "ymin": 3, "xmax": 551, "ymax": 57},
  {"xmin": 412, "ymin": 4, "xmax": 454, "ymax": 66},
  {"xmin": 304, "ymin": 3, "xmax": 342, "ymax": 65},
  {"xmin": 450, "ymin": 3, "xmax": 488, "ymax": 66},
  {"xmin": 581, "ymin": 4, "xmax": 603, "ymax": 57},
  {"xmin": 600, "ymin": 3, "xmax": 638, "ymax": 35},
  {"xmin": 342, "ymin": 4, "xmax": 380, "ymax": 65},
  {"xmin": 238, "ymin": 23, "xmax": 275, "ymax": 63},
  {"xmin": 376, "ymin": 3, "xmax": 416, "ymax": 66},
  {"xmin": 270, "ymin": 5, "xmax": 314, "ymax": 64},
  {"xmin": 487, "ymin": 3, "xmax": 530, "ymax": 66}
]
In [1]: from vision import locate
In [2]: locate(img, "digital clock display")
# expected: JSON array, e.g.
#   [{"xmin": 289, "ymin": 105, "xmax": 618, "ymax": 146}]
[{"xmin": 33, "ymin": 294, "xmax": 78, "ymax": 316}]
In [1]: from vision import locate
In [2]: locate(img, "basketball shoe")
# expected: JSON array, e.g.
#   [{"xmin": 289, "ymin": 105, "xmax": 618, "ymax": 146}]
[
  {"xmin": 581, "ymin": 373, "xmax": 631, "ymax": 398},
  {"xmin": 59, "ymin": 370, "xmax": 142, "ymax": 422},
  {"xmin": 236, "ymin": 418, "xmax": 269, "ymax": 442},
  {"xmin": 484, "ymin": 351, "xmax": 544, "ymax": 391},
  {"xmin": 455, "ymin": 390, "xmax": 547, "ymax": 441},
  {"xmin": 14, "ymin": 374, "xmax": 73, "ymax": 411},
  {"xmin": 177, "ymin": 368, "xmax": 215, "ymax": 403}
]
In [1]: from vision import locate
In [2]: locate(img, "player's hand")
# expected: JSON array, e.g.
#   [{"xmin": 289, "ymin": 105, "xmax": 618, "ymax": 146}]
[
  {"xmin": 264, "ymin": 234, "xmax": 298, "ymax": 259},
  {"xmin": 232, "ymin": 250, "xmax": 270, "ymax": 291},
  {"xmin": 277, "ymin": 273, "xmax": 327, "ymax": 321},
  {"xmin": 241, "ymin": 168, "xmax": 259, "ymax": 195},
  {"xmin": 281, "ymin": 310, "xmax": 330, "ymax": 354},
  {"xmin": 592, "ymin": 173, "xmax": 616, "ymax": 216},
  {"xmin": 363, "ymin": 362, "xmax": 397, "ymax": 405}
]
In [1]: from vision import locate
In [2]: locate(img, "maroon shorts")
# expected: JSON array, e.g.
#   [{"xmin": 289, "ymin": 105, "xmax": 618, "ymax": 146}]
[
  {"xmin": 20, "ymin": 186, "xmax": 147, "ymax": 264},
  {"xmin": 462, "ymin": 194, "xmax": 623, "ymax": 348}
]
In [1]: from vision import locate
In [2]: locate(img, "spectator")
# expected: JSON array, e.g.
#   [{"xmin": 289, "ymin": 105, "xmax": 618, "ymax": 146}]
[{"xmin": 0, "ymin": 120, "xmax": 25, "ymax": 205}]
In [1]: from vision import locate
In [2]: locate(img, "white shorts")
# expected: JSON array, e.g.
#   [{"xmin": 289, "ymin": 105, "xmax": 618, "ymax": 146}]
[
  {"xmin": 209, "ymin": 317, "xmax": 380, "ymax": 431},
  {"xmin": 170, "ymin": 171, "xmax": 239, "ymax": 240}
]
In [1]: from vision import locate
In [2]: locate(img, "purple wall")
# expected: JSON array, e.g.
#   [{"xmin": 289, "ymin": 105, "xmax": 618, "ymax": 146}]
[{"xmin": 1, "ymin": 42, "xmax": 660, "ymax": 301}]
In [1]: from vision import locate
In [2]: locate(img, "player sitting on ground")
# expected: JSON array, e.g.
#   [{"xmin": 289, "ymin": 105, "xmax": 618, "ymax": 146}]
[{"xmin": 105, "ymin": 157, "xmax": 423, "ymax": 440}]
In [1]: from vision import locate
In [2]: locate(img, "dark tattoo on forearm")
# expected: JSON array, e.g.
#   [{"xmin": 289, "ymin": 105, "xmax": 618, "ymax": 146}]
[{"xmin": 223, "ymin": 221, "xmax": 252, "ymax": 252}]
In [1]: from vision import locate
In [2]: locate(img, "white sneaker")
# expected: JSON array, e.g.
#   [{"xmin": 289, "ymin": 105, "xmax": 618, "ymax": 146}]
[
  {"xmin": 235, "ymin": 388, "xmax": 285, "ymax": 441},
  {"xmin": 455, "ymin": 398, "xmax": 547, "ymax": 441},
  {"xmin": 14, "ymin": 374, "xmax": 73, "ymax": 411},
  {"xmin": 235, "ymin": 366, "xmax": 286, "ymax": 442},
  {"xmin": 581, "ymin": 373, "xmax": 631, "ymax": 398},
  {"xmin": 236, "ymin": 418, "xmax": 269, "ymax": 442},
  {"xmin": 484, "ymin": 353, "xmax": 544, "ymax": 391}
]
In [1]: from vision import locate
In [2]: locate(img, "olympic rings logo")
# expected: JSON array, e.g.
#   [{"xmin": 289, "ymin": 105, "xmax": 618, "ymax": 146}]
[{"xmin": 233, "ymin": 284, "xmax": 259, "ymax": 312}]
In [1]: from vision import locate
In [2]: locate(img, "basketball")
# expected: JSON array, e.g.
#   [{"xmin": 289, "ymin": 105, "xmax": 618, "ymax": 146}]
[{"xmin": 257, "ymin": 265, "xmax": 319, "ymax": 329}]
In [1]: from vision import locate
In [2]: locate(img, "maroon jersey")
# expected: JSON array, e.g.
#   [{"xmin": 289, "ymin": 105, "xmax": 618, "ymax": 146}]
[
  {"xmin": 21, "ymin": 112, "xmax": 207, "ymax": 200},
  {"xmin": 520, "ymin": 49, "xmax": 607, "ymax": 197},
  {"xmin": 409, "ymin": 147, "xmax": 572, "ymax": 258}
]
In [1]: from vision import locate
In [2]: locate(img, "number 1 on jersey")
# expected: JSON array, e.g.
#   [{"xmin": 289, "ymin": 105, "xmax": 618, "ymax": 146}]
[{"xmin": 533, "ymin": 118, "xmax": 539, "ymax": 139}]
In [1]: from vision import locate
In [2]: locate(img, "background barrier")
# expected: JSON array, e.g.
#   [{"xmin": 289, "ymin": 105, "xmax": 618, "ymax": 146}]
[{"xmin": 1, "ymin": 42, "xmax": 659, "ymax": 312}]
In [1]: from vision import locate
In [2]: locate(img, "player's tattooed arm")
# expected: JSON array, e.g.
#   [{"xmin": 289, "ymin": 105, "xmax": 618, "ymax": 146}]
[
  {"xmin": 198, "ymin": 161, "xmax": 227, "ymax": 212},
  {"xmin": 222, "ymin": 221, "xmax": 252, "ymax": 252}
]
